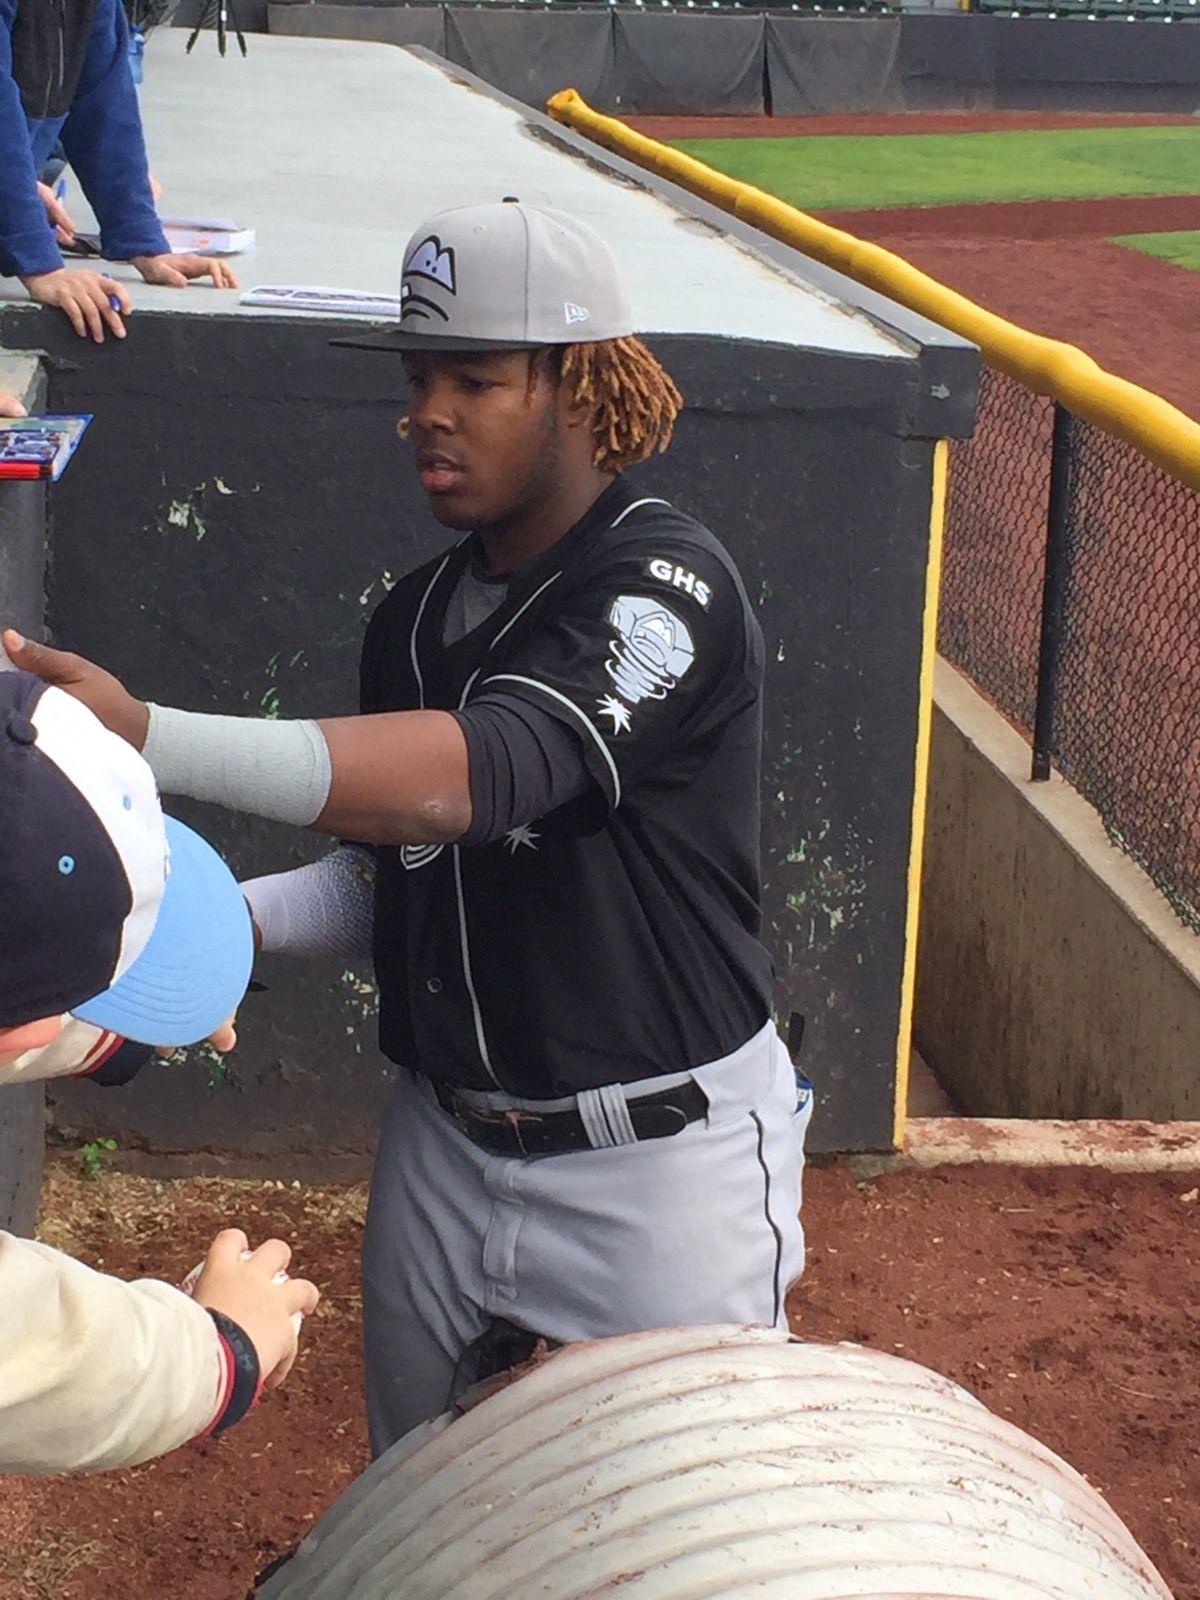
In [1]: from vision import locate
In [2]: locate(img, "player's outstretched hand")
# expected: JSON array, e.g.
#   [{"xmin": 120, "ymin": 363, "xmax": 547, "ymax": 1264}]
[
  {"xmin": 0, "ymin": 393, "xmax": 27, "ymax": 419},
  {"xmin": 0, "ymin": 630, "xmax": 149, "ymax": 749},
  {"xmin": 20, "ymin": 268, "xmax": 129, "ymax": 343},
  {"xmin": 192, "ymin": 1229, "xmax": 320, "ymax": 1390},
  {"xmin": 131, "ymin": 253, "xmax": 238, "ymax": 291},
  {"xmin": 36, "ymin": 181, "xmax": 78, "ymax": 247}
]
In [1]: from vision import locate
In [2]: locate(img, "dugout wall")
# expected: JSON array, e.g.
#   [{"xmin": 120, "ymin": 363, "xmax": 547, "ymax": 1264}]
[
  {"xmin": 0, "ymin": 36, "xmax": 977, "ymax": 1165},
  {"xmin": 0, "ymin": 356, "xmax": 48, "ymax": 1233}
]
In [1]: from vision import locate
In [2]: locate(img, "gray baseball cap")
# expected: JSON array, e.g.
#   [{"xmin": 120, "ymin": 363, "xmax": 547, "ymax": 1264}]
[{"xmin": 336, "ymin": 200, "xmax": 634, "ymax": 355}]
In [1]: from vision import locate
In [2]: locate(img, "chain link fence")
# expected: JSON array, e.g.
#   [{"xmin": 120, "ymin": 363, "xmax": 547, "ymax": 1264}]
[
  {"xmin": 940, "ymin": 368, "xmax": 1054, "ymax": 732},
  {"xmin": 1054, "ymin": 419, "xmax": 1200, "ymax": 929},
  {"xmin": 939, "ymin": 367, "xmax": 1200, "ymax": 932}
]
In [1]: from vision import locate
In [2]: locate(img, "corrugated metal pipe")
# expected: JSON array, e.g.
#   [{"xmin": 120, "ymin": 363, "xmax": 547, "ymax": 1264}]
[{"xmin": 258, "ymin": 1323, "xmax": 1173, "ymax": 1599}]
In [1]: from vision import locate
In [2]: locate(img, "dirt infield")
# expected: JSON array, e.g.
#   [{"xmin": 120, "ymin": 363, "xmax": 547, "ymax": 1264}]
[
  {"xmin": 629, "ymin": 109, "xmax": 1200, "ymax": 139},
  {"xmin": 0, "ymin": 1157, "xmax": 1195, "ymax": 1600}
]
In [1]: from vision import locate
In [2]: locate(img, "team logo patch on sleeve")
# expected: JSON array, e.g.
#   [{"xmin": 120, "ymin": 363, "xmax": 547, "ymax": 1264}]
[
  {"xmin": 645, "ymin": 558, "xmax": 712, "ymax": 610},
  {"xmin": 597, "ymin": 596, "xmax": 696, "ymax": 732}
]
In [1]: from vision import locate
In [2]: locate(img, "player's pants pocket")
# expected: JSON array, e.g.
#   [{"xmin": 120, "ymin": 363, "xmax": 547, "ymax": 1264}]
[
  {"xmin": 515, "ymin": 1100, "xmax": 805, "ymax": 1337},
  {"xmin": 685, "ymin": 1018, "xmax": 782, "ymax": 1129}
]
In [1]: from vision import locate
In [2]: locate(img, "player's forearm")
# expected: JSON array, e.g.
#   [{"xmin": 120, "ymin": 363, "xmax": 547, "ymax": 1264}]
[
  {"xmin": 317, "ymin": 711, "xmax": 472, "ymax": 845},
  {"xmin": 142, "ymin": 704, "xmax": 471, "ymax": 846},
  {"xmin": 242, "ymin": 846, "xmax": 376, "ymax": 958}
]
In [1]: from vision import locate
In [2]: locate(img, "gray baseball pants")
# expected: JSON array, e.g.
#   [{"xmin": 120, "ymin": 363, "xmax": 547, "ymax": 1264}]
[{"xmin": 361, "ymin": 1019, "xmax": 813, "ymax": 1454}]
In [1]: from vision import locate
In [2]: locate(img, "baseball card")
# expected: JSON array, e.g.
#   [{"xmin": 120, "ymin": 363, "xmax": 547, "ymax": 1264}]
[{"xmin": 0, "ymin": 415, "xmax": 92, "ymax": 481}]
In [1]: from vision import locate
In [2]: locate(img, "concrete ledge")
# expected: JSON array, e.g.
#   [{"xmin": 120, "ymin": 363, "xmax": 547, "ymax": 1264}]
[
  {"xmin": 915, "ymin": 659, "xmax": 1200, "ymax": 1121},
  {"xmin": 0, "ymin": 353, "xmax": 41, "ymax": 409},
  {"xmin": 903, "ymin": 1116, "xmax": 1200, "ymax": 1172}
]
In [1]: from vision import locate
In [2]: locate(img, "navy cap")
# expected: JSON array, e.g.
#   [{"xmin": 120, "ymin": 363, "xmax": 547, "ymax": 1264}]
[{"xmin": 0, "ymin": 671, "xmax": 253, "ymax": 1046}]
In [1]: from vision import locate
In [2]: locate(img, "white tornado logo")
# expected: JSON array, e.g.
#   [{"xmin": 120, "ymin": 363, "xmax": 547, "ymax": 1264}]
[{"xmin": 605, "ymin": 595, "xmax": 695, "ymax": 706}]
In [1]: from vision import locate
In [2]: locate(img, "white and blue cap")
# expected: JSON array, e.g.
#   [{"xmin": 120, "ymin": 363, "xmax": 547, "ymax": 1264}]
[{"xmin": 0, "ymin": 671, "xmax": 253, "ymax": 1046}]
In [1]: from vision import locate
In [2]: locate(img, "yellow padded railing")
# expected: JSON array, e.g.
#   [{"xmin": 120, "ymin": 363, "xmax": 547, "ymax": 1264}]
[{"xmin": 547, "ymin": 88, "xmax": 1200, "ymax": 493}]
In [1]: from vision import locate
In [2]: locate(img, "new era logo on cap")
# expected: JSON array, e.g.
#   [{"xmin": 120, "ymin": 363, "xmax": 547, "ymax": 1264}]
[{"xmin": 335, "ymin": 201, "xmax": 633, "ymax": 356}]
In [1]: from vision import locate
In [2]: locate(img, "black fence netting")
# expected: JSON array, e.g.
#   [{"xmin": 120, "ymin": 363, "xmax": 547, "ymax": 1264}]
[
  {"xmin": 1052, "ymin": 417, "xmax": 1200, "ymax": 929},
  {"xmin": 940, "ymin": 364, "xmax": 1200, "ymax": 932},
  {"xmin": 940, "ymin": 366, "xmax": 1054, "ymax": 731}
]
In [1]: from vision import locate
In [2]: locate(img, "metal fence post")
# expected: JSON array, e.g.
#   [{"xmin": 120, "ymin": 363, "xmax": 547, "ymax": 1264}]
[{"xmin": 1032, "ymin": 404, "xmax": 1074, "ymax": 781}]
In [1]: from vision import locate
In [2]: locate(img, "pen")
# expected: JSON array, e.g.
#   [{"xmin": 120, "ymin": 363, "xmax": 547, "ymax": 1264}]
[
  {"xmin": 54, "ymin": 176, "xmax": 68, "ymax": 202},
  {"xmin": 109, "ymin": 295, "xmax": 123, "ymax": 313}
]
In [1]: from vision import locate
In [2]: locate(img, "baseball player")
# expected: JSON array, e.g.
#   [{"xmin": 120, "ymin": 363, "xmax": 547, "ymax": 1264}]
[
  {"xmin": 6, "ymin": 200, "xmax": 815, "ymax": 1455},
  {"xmin": 0, "ymin": 667, "xmax": 319, "ymax": 1473}
]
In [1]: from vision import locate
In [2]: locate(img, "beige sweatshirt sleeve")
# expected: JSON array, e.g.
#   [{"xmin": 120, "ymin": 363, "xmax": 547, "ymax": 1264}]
[
  {"xmin": 0, "ymin": 1017, "xmax": 127, "ymax": 1086},
  {"xmin": 0, "ymin": 1232, "xmax": 229, "ymax": 1474}
]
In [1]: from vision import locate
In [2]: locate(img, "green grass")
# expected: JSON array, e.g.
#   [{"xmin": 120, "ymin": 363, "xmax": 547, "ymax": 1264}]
[
  {"xmin": 671, "ymin": 126, "xmax": 1200, "ymax": 212},
  {"xmin": 1111, "ymin": 228, "xmax": 1200, "ymax": 273}
]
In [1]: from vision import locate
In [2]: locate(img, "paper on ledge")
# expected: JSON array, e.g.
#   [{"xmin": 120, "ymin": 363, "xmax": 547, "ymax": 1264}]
[{"xmin": 240, "ymin": 285, "xmax": 401, "ymax": 318}]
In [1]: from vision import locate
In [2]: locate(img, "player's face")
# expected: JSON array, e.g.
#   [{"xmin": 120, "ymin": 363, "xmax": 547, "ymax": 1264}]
[{"xmin": 401, "ymin": 351, "xmax": 571, "ymax": 532}]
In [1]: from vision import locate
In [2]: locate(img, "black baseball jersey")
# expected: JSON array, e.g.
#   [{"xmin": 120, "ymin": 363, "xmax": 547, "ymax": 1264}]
[{"xmin": 360, "ymin": 476, "xmax": 774, "ymax": 1096}]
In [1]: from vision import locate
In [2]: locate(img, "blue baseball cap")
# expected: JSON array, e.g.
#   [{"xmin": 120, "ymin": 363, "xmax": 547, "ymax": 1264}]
[{"xmin": 0, "ymin": 670, "xmax": 253, "ymax": 1046}]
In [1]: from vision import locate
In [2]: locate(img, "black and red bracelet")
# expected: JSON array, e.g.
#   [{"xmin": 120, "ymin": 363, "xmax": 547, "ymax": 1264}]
[
  {"xmin": 205, "ymin": 1309, "xmax": 263, "ymax": 1437},
  {"xmin": 85, "ymin": 1037, "xmax": 156, "ymax": 1087}
]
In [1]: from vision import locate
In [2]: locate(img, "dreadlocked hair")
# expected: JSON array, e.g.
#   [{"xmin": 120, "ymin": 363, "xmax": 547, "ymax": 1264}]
[{"xmin": 556, "ymin": 338, "xmax": 683, "ymax": 474}]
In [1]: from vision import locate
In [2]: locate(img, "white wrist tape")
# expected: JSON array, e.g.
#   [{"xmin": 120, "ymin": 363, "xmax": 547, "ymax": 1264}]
[
  {"xmin": 142, "ymin": 705, "xmax": 333, "ymax": 827},
  {"xmin": 242, "ymin": 847, "xmax": 376, "ymax": 959}
]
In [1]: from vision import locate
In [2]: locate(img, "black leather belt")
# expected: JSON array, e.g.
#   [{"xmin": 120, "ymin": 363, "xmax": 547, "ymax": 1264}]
[{"xmin": 431, "ymin": 1077, "xmax": 709, "ymax": 1156}]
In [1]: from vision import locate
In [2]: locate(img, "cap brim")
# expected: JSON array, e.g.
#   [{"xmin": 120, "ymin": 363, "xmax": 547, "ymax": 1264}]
[
  {"xmin": 330, "ymin": 325, "xmax": 541, "ymax": 355},
  {"xmin": 74, "ymin": 817, "xmax": 254, "ymax": 1047}
]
